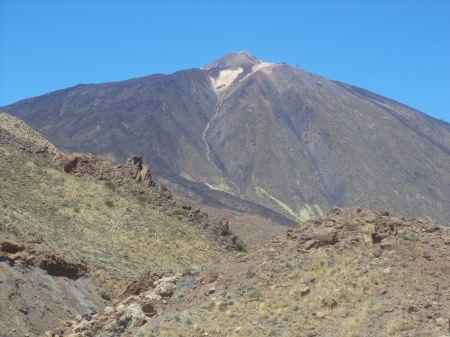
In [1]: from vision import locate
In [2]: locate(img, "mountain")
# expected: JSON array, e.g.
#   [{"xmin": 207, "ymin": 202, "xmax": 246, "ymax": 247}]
[
  {"xmin": 0, "ymin": 112, "xmax": 242, "ymax": 336},
  {"xmin": 3, "ymin": 51, "xmax": 450, "ymax": 224}
]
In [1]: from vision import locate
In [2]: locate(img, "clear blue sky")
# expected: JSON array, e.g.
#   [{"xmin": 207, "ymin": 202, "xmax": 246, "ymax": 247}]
[{"xmin": 1, "ymin": 0, "xmax": 449, "ymax": 122}]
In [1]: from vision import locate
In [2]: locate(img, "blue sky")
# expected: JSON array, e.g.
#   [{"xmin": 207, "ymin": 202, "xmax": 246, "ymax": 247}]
[{"xmin": 1, "ymin": 1, "xmax": 449, "ymax": 122}]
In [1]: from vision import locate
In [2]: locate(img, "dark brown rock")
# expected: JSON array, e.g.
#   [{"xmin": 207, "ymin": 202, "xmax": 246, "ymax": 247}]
[
  {"xmin": 38, "ymin": 254, "xmax": 88, "ymax": 279},
  {"xmin": 141, "ymin": 303, "xmax": 157, "ymax": 317},
  {"xmin": 0, "ymin": 241, "xmax": 25, "ymax": 254}
]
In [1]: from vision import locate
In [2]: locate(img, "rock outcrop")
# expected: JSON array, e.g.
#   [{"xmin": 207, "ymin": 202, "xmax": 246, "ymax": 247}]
[
  {"xmin": 52, "ymin": 152, "xmax": 244, "ymax": 251},
  {"xmin": 1, "ymin": 240, "xmax": 88, "ymax": 279},
  {"xmin": 45, "ymin": 274, "xmax": 182, "ymax": 337}
]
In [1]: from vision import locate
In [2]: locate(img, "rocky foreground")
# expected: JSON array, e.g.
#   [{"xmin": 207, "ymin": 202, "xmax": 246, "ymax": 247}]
[{"xmin": 46, "ymin": 209, "xmax": 450, "ymax": 337}]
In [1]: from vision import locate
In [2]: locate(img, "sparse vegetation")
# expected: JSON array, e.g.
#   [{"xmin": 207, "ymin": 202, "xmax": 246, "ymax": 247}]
[
  {"xmin": 104, "ymin": 200, "xmax": 115, "ymax": 208},
  {"xmin": 400, "ymin": 230, "xmax": 417, "ymax": 241},
  {"xmin": 0, "ymin": 114, "xmax": 225, "ymax": 284}
]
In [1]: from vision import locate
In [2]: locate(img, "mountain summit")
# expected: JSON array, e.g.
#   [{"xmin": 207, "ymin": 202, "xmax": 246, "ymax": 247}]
[
  {"xmin": 204, "ymin": 51, "xmax": 261, "ymax": 70},
  {"xmin": 3, "ymin": 52, "xmax": 450, "ymax": 224},
  {"xmin": 205, "ymin": 52, "xmax": 275, "ymax": 92}
]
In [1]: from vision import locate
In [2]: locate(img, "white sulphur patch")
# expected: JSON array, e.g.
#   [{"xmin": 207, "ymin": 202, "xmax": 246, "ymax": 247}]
[
  {"xmin": 255, "ymin": 186, "xmax": 302, "ymax": 221},
  {"xmin": 255, "ymin": 186, "xmax": 323, "ymax": 222},
  {"xmin": 204, "ymin": 182, "xmax": 233, "ymax": 193},
  {"xmin": 252, "ymin": 62, "xmax": 274, "ymax": 73},
  {"xmin": 210, "ymin": 67, "xmax": 243, "ymax": 92}
]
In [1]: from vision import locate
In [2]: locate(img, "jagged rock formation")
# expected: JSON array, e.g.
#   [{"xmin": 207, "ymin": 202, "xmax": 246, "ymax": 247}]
[
  {"xmin": 51, "ymin": 152, "xmax": 244, "ymax": 252},
  {"xmin": 127, "ymin": 155, "xmax": 153, "ymax": 185},
  {"xmin": 3, "ymin": 52, "xmax": 450, "ymax": 224}
]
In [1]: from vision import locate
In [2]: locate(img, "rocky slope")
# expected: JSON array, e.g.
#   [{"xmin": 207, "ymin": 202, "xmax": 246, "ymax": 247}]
[
  {"xmin": 2, "ymin": 112, "xmax": 450, "ymax": 337},
  {"xmin": 0, "ymin": 112, "xmax": 243, "ymax": 337},
  {"xmin": 47, "ymin": 208, "xmax": 450, "ymax": 337},
  {"xmin": 3, "ymin": 52, "xmax": 450, "ymax": 224}
]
